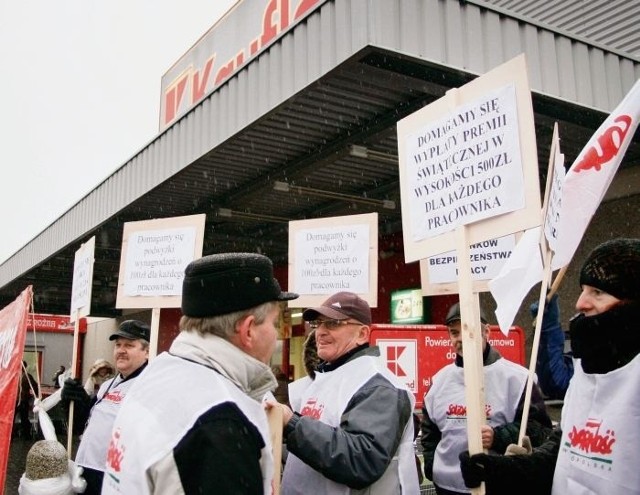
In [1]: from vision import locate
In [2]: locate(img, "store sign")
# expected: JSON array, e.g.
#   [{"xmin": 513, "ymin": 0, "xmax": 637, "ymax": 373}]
[
  {"xmin": 27, "ymin": 314, "xmax": 87, "ymax": 334},
  {"xmin": 370, "ymin": 324, "xmax": 525, "ymax": 408},
  {"xmin": 390, "ymin": 288, "xmax": 425, "ymax": 324},
  {"xmin": 160, "ymin": 0, "xmax": 329, "ymax": 130}
]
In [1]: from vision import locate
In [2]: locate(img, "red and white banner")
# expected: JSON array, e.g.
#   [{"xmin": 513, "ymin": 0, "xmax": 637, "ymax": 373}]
[
  {"xmin": 0, "ymin": 286, "xmax": 33, "ymax": 489},
  {"xmin": 490, "ymin": 79, "xmax": 640, "ymax": 331},
  {"xmin": 553, "ymin": 78, "xmax": 640, "ymax": 267}
]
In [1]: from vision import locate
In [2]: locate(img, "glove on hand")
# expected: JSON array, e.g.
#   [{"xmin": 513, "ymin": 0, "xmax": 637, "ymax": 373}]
[
  {"xmin": 61, "ymin": 378, "xmax": 90, "ymax": 405},
  {"xmin": 505, "ymin": 436, "xmax": 532, "ymax": 456},
  {"xmin": 530, "ymin": 294, "xmax": 560, "ymax": 332},
  {"xmin": 459, "ymin": 451, "xmax": 491, "ymax": 488}
]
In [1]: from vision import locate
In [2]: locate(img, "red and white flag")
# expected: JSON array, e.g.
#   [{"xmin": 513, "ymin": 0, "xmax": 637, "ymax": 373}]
[
  {"xmin": 490, "ymin": 79, "xmax": 640, "ymax": 332},
  {"xmin": 0, "ymin": 286, "xmax": 33, "ymax": 489},
  {"xmin": 553, "ymin": 79, "xmax": 640, "ymax": 267}
]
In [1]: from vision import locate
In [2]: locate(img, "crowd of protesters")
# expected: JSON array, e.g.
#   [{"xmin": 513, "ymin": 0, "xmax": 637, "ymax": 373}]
[{"xmin": 11, "ymin": 237, "xmax": 638, "ymax": 495}]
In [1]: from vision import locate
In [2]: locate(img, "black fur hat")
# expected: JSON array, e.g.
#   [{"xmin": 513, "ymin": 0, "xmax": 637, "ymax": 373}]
[
  {"xmin": 579, "ymin": 238, "xmax": 640, "ymax": 301},
  {"xmin": 181, "ymin": 253, "xmax": 298, "ymax": 317}
]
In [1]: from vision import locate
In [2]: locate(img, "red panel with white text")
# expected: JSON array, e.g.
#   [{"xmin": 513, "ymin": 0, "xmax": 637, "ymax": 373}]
[{"xmin": 370, "ymin": 324, "xmax": 525, "ymax": 409}]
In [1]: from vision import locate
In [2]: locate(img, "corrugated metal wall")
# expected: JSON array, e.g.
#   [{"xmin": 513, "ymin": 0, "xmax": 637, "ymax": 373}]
[
  {"xmin": 368, "ymin": 0, "xmax": 639, "ymax": 110},
  {"xmin": 470, "ymin": 0, "xmax": 640, "ymax": 60},
  {"xmin": 2, "ymin": 0, "xmax": 639, "ymax": 287}
]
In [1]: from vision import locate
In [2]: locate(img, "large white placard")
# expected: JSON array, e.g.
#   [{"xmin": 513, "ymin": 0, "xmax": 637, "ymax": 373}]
[
  {"xmin": 397, "ymin": 54, "xmax": 541, "ymax": 262},
  {"xmin": 116, "ymin": 214, "xmax": 206, "ymax": 309},
  {"xmin": 293, "ymin": 224, "xmax": 369, "ymax": 294},
  {"xmin": 288, "ymin": 213, "xmax": 378, "ymax": 308},
  {"xmin": 123, "ymin": 227, "xmax": 196, "ymax": 297},
  {"xmin": 406, "ymin": 84, "xmax": 523, "ymax": 240},
  {"xmin": 70, "ymin": 236, "xmax": 95, "ymax": 321}
]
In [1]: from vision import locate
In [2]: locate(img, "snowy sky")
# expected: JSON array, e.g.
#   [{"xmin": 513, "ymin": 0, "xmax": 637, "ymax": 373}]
[{"xmin": 0, "ymin": 0, "xmax": 237, "ymax": 263}]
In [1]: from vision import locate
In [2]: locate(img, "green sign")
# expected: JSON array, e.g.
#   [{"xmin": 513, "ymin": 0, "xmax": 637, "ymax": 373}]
[{"xmin": 390, "ymin": 288, "xmax": 425, "ymax": 324}]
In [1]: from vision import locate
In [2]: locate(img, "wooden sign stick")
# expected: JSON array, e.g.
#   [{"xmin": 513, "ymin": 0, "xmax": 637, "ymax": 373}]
[
  {"xmin": 149, "ymin": 307, "xmax": 161, "ymax": 360},
  {"xmin": 456, "ymin": 225, "xmax": 486, "ymax": 495},
  {"xmin": 267, "ymin": 405, "xmax": 283, "ymax": 495},
  {"xmin": 67, "ymin": 310, "xmax": 80, "ymax": 456}
]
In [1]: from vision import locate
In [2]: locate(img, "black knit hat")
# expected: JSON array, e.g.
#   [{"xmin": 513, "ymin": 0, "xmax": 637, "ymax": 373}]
[
  {"xmin": 579, "ymin": 238, "xmax": 640, "ymax": 301},
  {"xmin": 181, "ymin": 253, "xmax": 298, "ymax": 317}
]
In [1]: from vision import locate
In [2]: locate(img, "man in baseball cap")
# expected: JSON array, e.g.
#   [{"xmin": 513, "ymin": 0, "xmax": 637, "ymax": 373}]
[
  {"xmin": 273, "ymin": 291, "xmax": 420, "ymax": 494},
  {"xmin": 421, "ymin": 301, "xmax": 551, "ymax": 494},
  {"xmin": 103, "ymin": 253, "xmax": 298, "ymax": 495},
  {"xmin": 62, "ymin": 319, "xmax": 150, "ymax": 494}
]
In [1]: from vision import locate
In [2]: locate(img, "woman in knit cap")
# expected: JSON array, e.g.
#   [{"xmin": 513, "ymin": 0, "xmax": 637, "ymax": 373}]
[{"xmin": 459, "ymin": 238, "xmax": 640, "ymax": 495}]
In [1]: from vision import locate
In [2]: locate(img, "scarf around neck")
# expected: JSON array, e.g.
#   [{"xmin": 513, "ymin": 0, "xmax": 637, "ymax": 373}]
[{"xmin": 169, "ymin": 331, "xmax": 277, "ymax": 402}]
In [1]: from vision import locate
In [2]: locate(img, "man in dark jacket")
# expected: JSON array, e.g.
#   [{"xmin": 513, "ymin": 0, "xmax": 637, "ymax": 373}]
[
  {"xmin": 531, "ymin": 294, "xmax": 573, "ymax": 400},
  {"xmin": 16, "ymin": 361, "xmax": 39, "ymax": 439},
  {"xmin": 61, "ymin": 319, "xmax": 150, "ymax": 495},
  {"xmin": 102, "ymin": 253, "xmax": 298, "ymax": 495},
  {"xmin": 421, "ymin": 303, "xmax": 551, "ymax": 495},
  {"xmin": 459, "ymin": 238, "xmax": 640, "ymax": 495}
]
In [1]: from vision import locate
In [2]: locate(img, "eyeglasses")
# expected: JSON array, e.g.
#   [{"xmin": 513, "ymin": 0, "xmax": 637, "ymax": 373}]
[{"xmin": 308, "ymin": 319, "xmax": 362, "ymax": 330}]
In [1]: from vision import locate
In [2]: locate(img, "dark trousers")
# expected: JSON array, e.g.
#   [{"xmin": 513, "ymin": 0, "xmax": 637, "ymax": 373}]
[
  {"xmin": 434, "ymin": 484, "xmax": 469, "ymax": 495},
  {"xmin": 16, "ymin": 400, "xmax": 32, "ymax": 438},
  {"xmin": 81, "ymin": 467, "xmax": 105, "ymax": 495}
]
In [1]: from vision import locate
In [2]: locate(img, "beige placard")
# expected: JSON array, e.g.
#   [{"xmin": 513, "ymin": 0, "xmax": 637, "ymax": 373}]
[
  {"xmin": 287, "ymin": 213, "xmax": 378, "ymax": 309},
  {"xmin": 116, "ymin": 214, "xmax": 206, "ymax": 309},
  {"xmin": 397, "ymin": 54, "xmax": 540, "ymax": 263}
]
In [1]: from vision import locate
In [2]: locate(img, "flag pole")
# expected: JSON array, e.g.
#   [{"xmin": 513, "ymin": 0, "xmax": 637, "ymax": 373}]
[
  {"xmin": 517, "ymin": 241, "xmax": 553, "ymax": 444},
  {"xmin": 67, "ymin": 309, "xmax": 80, "ymax": 456},
  {"xmin": 546, "ymin": 265, "xmax": 568, "ymax": 302},
  {"xmin": 516, "ymin": 122, "xmax": 559, "ymax": 445}
]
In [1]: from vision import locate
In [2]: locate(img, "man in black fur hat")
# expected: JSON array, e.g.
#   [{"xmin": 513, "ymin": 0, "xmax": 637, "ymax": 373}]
[
  {"xmin": 459, "ymin": 238, "xmax": 640, "ymax": 495},
  {"xmin": 102, "ymin": 253, "xmax": 298, "ymax": 495}
]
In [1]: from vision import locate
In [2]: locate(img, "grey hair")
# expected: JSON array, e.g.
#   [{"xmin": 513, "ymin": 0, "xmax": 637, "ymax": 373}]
[{"xmin": 179, "ymin": 301, "xmax": 279, "ymax": 339}]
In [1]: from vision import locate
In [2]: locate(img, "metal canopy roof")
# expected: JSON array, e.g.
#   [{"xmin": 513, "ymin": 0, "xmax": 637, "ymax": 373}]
[{"xmin": 4, "ymin": 46, "xmax": 638, "ymax": 316}]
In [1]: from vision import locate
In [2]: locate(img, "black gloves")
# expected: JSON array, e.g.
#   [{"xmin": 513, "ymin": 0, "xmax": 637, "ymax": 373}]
[
  {"xmin": 530, "ymin": 294, "xmax": 561, "ymax": 333},
  {"xmin": 61, "ymin": 378, "xmax": 90, "ymax": 406},
  {"xmin": 459, "ymin": 451, "xmax": 490, "ymax": 488}
]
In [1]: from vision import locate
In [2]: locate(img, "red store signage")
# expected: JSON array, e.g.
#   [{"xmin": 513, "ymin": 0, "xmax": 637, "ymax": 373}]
[
  {"xmin": 28, "ymin": 314, "xmax": 87, "ymax": 334},
  {"xmin": 370, "ymin": 324, "xmax": 525, "ymax": 409}
]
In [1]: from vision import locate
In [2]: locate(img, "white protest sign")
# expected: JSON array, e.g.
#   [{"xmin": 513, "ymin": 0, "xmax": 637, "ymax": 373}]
[
  {"xmin": 294, "ymin": 225, "xmax": 369, "ymax": 294},
  {"xmin": 116, "ymin": 214, "xmax": 206, "ymax": 309},
  {"xmin": 70, "ymin": 236, "xmax": 95, "ymax": 321},
  {"xmin": 123, "ymin": 227, "xmax": 195, "ymax": 297},
  {"xmin": 406, "ymin": 84, "xmax": 523, "ymax": 240},
  {"xmin": 544, "ymin": 137, "xmax": 565, "ymax": 253},
  {"xmin": 398, "ymin": 54, "xmax": 540, "ymax": 262},
  {"xmin": 422, "ymin": 234, "xmax": 515, "ymax": 286},
  {"xmin": 288, "ymin": 213, "xmax": 378, "ymax": 308}
]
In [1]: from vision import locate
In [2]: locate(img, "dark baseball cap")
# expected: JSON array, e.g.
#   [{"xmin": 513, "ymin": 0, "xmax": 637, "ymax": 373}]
[
  {"xmin": 109, "ymin": 320, "xmax": 150, "ymax": 342},
  {"xmin": 445, "ymin": 302, "xmax": 488, "ymax": 325},
  {"xmin": 303, "ymin": 292, "xmax": 372, "ymax": 325}
]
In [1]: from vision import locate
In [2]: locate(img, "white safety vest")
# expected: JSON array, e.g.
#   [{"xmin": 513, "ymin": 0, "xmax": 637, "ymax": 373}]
[
  {"xmin": 101, "ymin": 352, "xmax": 273, "ymax": 495},
  {"xmin": 282, "ymin": 355, "xmax": 419, "ymax": 495},
  {"xmin": 287, "ymin": 375, "xmax": 312, "ymax": 412},
  {"xmin": 426, "ymin": 358, "xmax": 527, "ymax": 493},
  {"xmin": 75, "ymin": 375, "xmax": 135, "ymax": 471},
  {"xmin": 552, "ymin": 354, "xmax": 640, "ymax": 495}
]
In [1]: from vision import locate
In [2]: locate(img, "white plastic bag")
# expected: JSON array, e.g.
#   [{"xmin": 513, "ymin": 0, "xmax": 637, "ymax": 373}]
[{"xmin": 18, "ymin": 461, "xmax": 86, "ymax": 495}]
